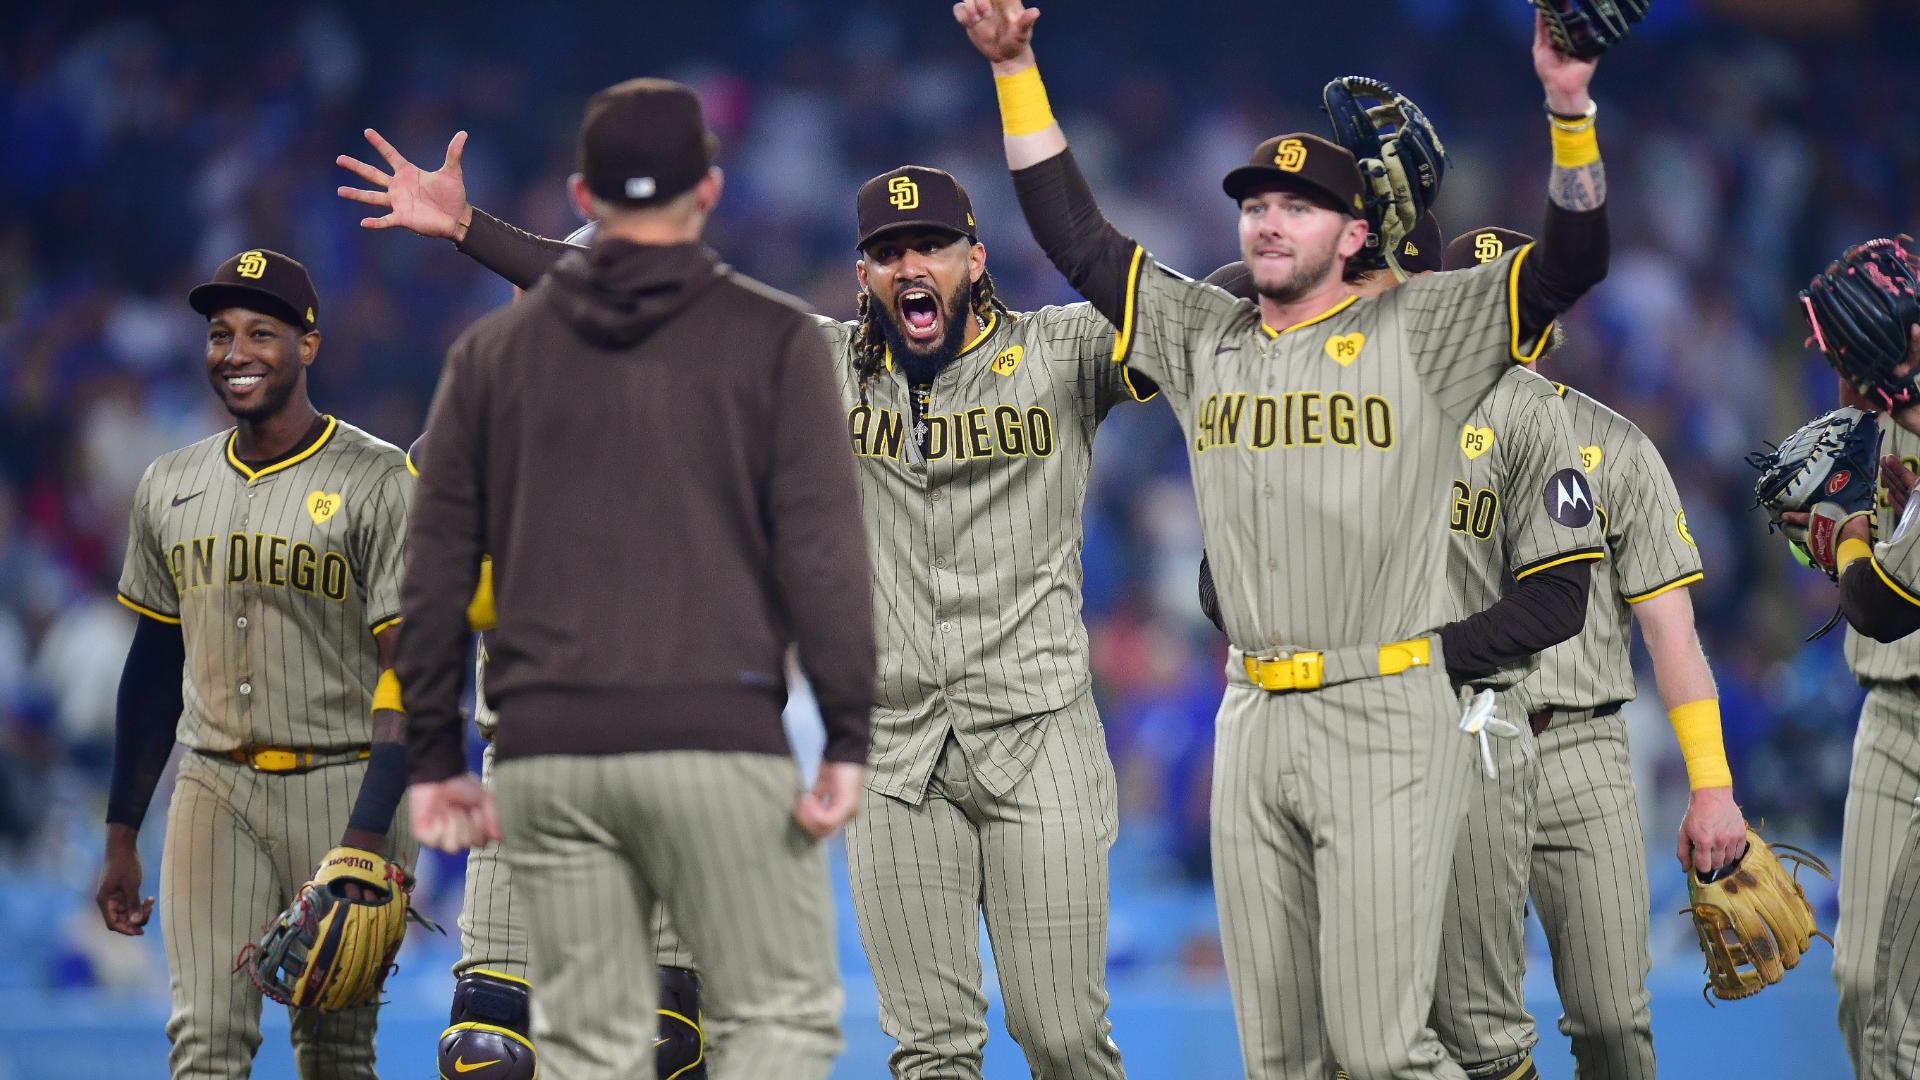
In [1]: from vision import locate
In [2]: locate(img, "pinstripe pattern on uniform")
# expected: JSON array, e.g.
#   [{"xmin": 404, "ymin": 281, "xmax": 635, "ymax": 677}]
[
  {"xmin": 160, "ymin": 750, "xmax": 416, "ymax": 1079},
  {"xmin": 1430, "ymin": 364, "xmax": 1597, "ymax": 1072},
  {"xmin": 1510, "ymin": 386, "xmax": 1701, "ymax": 716},
  {"xmin": 1526, "ymin": 713, "xmax": 1654, "ymax": 1080},
  {"xmin": 1833, "ymin": 687, "xmax": 1920, "ymax": 1071},
  {"xmin": 816, "ymin": 305, "xmax": 1136, "ymax": 805},
  {"xmin": 1118, "ymin": 250, "xmax": 1531, "ymax": 655},
  {"xmin": 491, "ymin": 750, "xmax": 840, "ymax": 1080},
  {"xmin": 1212, "ymin": 663, "xmax": 1476, "ymax": 1080},
  {"xmin": 1847, "ymin": 420, "xmax": 1920, "ymax": 682},
  {"xmin": 844, "ymin": 694, "xmax": 1121, "ymax": 1080},
  {"xmin": 118, "ymin": 419, "xmax": 411, "ymax": 752},
  {"xmin": 1866, "ymin": 792, "xmax": 1920, "ymax": 1076}
]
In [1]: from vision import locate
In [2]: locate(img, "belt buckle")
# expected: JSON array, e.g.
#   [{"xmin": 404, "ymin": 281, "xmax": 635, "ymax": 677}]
[
  {"xmin": 1288, "ymin": 651, "xmax": 1324, "ymax": 691},
  {"xmin": 249, "ymin": 748, "xmax": 302, "ymax": 773}
]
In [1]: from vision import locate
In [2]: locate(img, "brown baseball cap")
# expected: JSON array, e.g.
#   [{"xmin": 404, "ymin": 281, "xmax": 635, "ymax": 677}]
[
  {"xmin": 1223, "ymin": 133, "xmax": 1366, "ymax": 218},
  {"xmin": 188, "ymin": 249, "xmax": 319, "ymax": 332},
  {"xmin": 855, "ymin": 166, "xmax": 978, "ymax": 251},
  {"xmin": 579, "ymin": 78, "xmax": 717, "ymax": 206},
  {"xmin": 1443, "ymin": 226, "xmax": 1533, "ymax": 272},
  {"xmin": 1396, "ymin": 213, "xmax": 1444, "ymax": 275}
]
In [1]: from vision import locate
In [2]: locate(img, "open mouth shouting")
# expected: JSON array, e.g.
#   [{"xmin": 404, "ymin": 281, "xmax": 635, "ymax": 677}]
[{"xmin": 896, "ymin": 286, "xmax": 943, "ymax": 345}]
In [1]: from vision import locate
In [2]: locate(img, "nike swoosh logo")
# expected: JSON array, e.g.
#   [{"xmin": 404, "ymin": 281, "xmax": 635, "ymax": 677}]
[
  {"xmin": 453, "ymin": 1058, "xmax": 500, "ymax": 1073},
  {"xmin": 171, "ymin": 491, "xmax": 204, "ymax": 507}
]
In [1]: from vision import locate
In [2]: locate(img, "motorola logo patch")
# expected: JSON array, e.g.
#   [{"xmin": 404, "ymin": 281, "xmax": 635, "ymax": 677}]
[{"xmin": 1544, "ymin": 468, "xmax": 1596, "ymax": 528}]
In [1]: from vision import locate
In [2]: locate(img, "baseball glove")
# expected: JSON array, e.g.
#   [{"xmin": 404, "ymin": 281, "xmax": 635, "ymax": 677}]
[
  {"xmin": 236, "ymin": 846, "xmax": 439, "ymax": 1011},
  {"xmin": 1800, "ymin": 235, "xmax": 1920, "ymax": 411},
  {"xmin": 1533, "ymin": 0, "xmax": 1651, "ymax": 60},
  {"xmin": 1748, "ymin": 405, "xmax": 1881, "ymax": 580},
  {"xmin": 1321, "ymin": 76, "xmax": 1447, "ymax": 277},
  {"xmin": 1683, "ymin": 827, "xmax": 1832, "ymax": 1004}
]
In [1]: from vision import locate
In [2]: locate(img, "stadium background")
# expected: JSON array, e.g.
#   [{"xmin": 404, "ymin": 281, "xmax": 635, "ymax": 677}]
[{"xmin": 1, "ymin": 0, "xmax": 1914, "ymax": 1075}]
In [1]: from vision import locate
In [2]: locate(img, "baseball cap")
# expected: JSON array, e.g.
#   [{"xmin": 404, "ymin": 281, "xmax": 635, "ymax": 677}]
[
  {"xmin": 188, "ymin": 249, "xmax": 319, "ymax": 332},
  {"xmin": 578, "ymin": 78, "xmax": 717, "ymax": 206},
  {"xmin": 855, "ymin": 166, "xmax": 978, "ymax": 251},
  {"xmin": 1443, "ymin": 226, "xmax": 1533, "ymax": 272},
  {"xmin": 1223, "ymin": 133, "xmax": 1366, "ymax": 218},
  {"xmin": 1396, "ymin": 213, "xmax": 1444, "ymax": 275}
]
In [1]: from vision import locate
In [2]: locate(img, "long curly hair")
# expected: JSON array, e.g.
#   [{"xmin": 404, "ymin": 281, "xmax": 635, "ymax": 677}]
[{"xmin": 854, "ymin": 269, "xmax": 1012, "ymax": 403}]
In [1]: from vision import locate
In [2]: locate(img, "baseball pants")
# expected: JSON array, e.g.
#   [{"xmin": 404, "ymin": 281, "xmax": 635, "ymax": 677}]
[
  {"xmin": 492, "ymin": 749, "xmax": 841, "ymax": 1080},
  {"xmin": 160, "ymin": 750, "xmax": 415, "ymax": 1079},
  {"xmin": 844, "ymin": 694, "xmax": 1123, "ymax": 1080},
  {"xmin": 1429, "ymin": 699, "xmax": 1543, "ymax": 1077},
  {"xmin": 1212, "ymin": 654, "xmax": 1475, "ymax": 1080},
  {"xmin": 1527, "ymin": 709, "xmax": 1654, "ymax": 1080},
  {"xmin": 1837, "ymin": 687, "xmax": 1920, "ymax": 1074}
]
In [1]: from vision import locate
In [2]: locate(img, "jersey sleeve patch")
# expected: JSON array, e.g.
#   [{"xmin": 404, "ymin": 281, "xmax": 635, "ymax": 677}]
[{"xmin": 1543, "ymin": 468, "xmax": 1597, "ymax": 528}]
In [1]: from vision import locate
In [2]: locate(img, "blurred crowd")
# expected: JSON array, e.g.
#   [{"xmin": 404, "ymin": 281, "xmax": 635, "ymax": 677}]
[{"xmin": 1, "ymin": 0, "xmax": 1915, "ymax": 992}]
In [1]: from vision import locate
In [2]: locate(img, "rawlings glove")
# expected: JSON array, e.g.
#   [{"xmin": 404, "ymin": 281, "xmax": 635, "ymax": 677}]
[
  {"xmin": 1749, "ymin": 405, "xmax": 1881, "ymax": 579},
  {"xmin": 1683, "ymin": 827, "xmax": 1831, "ymax": 1003},
  {"xmin": 1534, "ymin": 0, "xmax": 1651, "ymax": 60},
  {"xmin": 236, "ymin": 846, "xmax": 439, "ymax": 1011},
  {"xmin": 1321, "ymin": 76, "xmax": 1447, "ymax": 278},
  {"xmin": 1801, "ymin": 235, "xmax": 1920, "ymax": 412}
]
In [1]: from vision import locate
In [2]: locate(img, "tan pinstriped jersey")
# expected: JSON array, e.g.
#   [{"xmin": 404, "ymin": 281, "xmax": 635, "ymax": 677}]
[
  {"xmin": 1113, "ymin": 245, "xmax": 1543, "ymax": 651},
  {"xmin": 116, "ymin": 417, "xmax": 411, "ymax": 751},
  {"xmin": 817, "ymin": 306, "xmax": 1148, "ymax": 803},
  {"xmin": 1848, "ymin": 418, "xmax": 1920, "ymax": 682},
  {"xmin": 1509, "ymin": 385, "xmax": 1702, "ymax": 713},
  {"xmin": 1446, "ymin": 365, "xmax": 1605, "ymax": 691}
]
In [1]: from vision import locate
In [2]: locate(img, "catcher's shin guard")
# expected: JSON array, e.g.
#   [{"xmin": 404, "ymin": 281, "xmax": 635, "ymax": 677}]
[
  {"xmin": 440, "ymin": 969, "xmax": 536, "ymax": 1079},
  {"xmin": 656, "ymin": 964, "xmax": 708, "ymax": 1079}
]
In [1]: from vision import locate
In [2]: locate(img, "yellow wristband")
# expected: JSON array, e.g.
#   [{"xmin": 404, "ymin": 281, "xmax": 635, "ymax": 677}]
[
  {"xmin": 372, "ymin": 668, "xmax": 405, "ymax": 714},
  {"xmin": 1668, "ymin": 699, "xmax": 1732, "ymax": 791},
  {"xmin": 1550, "ymin": 121, "xmax": 1600, "ymax": 169},
  {"xmin": 995, "ymin": 65, "xmax": 1056, "ymax": 138},
  {"xmin": 1838, "ymin": 536, "xmax": 1874, "ymax": 574}
]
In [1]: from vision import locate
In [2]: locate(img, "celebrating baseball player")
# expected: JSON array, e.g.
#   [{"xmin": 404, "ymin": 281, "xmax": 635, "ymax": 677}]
[
  {"xmin": 956, "ymin": 0, "xmax": 1613, "ymax": 1074},
  {"xmin": 1756, "ymin": 235, "xmax": 1920, "ymax": 1075},
  {"xmin": 338, "ymin": 107, "xmax": 1172, "ymax": 1080},
  {"xmin": 94, "ymin": 249, "xmax": 424, "ymax": 1078}
]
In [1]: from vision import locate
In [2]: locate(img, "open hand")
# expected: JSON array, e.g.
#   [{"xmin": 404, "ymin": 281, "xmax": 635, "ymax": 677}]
[
  {"xmin": 953, "ymin": 0, "xmax": 1040, "ymax": 67},
  {"xmin": 337, "ymin": 129, "xmax": 473, "ymax": 242},
  {"xmin": 1885, "ymin": 453, "xmax": 1917, "ymax": 518}
]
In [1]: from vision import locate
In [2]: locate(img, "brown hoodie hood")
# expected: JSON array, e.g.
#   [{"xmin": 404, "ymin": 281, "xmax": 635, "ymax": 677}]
[{"xmin": 544, "ymin": 239, "xmax": 727, "ymax": 349}]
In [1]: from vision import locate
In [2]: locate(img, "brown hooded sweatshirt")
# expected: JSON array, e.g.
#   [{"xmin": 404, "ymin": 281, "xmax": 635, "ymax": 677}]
[{"xmin": 399, "ymin": 239, "xmax": 874, "ymax": 782}]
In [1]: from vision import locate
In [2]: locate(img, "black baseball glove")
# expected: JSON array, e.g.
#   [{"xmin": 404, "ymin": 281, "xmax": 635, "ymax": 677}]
[
  {"xmin": 1749, "ymin": 406, "xmax": 1882, "ymax": 581},
  {"xmin": 1321, "ymin": 76, "xmax": 1446, "ymax": 278},
  {"xmin": 1534, "ymin": 0, "xmax": 1651, "ymax": 60},
  {"xmin": 1800, "ymin": 235, "xmax": 1920, "ymax": 412}
]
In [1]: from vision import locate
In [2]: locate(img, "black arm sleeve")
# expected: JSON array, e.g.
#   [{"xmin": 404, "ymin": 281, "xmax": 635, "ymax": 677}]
[
  {"xmin": 1437, "ymin": 561, "xmax": 1592, "ymax": 683},
  {"xmin": 106, "ymin": 616, "xmax": 185, "ymax": 829},
  {"xmin": 1009, "ymin": 150, "xmax": 1145, "ymax": 328},
  {"xmin": 1513, "ymin": 202, "xmax": 1609, "ymax": 349},
  {"xmin": 456, "ymin": 208, "xmax": 583, "ymax": 290},
  {"xmin": 1841, "ymin": 560, "xmax": 1920, "ymax": 643},
  {"xmin": 1198, "ymin": 553, "xmax": 1223, "ymax": 634}
]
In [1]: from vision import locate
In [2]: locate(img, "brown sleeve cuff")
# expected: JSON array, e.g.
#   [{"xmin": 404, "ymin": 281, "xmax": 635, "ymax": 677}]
[
  {"xmin": 818, "ymin": 707, "xmax": 872, "ymax": 766},
  {"xmin": 456, "ymin": 207, "xmax": 580, "ymax": 291}
]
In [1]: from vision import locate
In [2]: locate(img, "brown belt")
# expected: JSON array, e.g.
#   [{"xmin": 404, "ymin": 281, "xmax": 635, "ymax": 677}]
[
  {"xmin": 1527, "ymin": 701, "xmax": 1624, "ymax": 737},
  {"xmin": 197, "ymin": 744, "xmax": 372, "ymax": 774}
]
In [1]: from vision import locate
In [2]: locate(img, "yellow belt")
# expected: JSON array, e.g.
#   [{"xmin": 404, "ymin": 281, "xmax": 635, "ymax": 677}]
[
  {"xmin": 202, "ymin": 745, "xmax": 373, "ymax": 774},
  {"xmin": 1241, "ymin": 637, "xmax": 1432, "ymax": 693}
]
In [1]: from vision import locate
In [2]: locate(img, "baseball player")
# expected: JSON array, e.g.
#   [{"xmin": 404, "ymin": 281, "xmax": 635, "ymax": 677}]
[
  {"xmin": 958, "ymin": 2, "xmax": 1612, "ymax": 1075},
  {"xmin": 93, "ymin": 249, "xmax": 417, "ymax": 1078},
  {"xmin": 1443, "ymin": 227, "xmax": 1749, "ymax": 1079},
  {"xmin": 404, "ymin": 426, "xmax": 707, "ymax": 1080},
  {"xmin": 338, "ymin": 128, "xmax": 1160, "ymax": 1080},
  {"xmin": 1199, "ymin": 225, "xmax": 1607, "ymax": 1080},
  {"xmin": 1788, "ymin": 238, "xmax": 1920, "ymax": 1074}
]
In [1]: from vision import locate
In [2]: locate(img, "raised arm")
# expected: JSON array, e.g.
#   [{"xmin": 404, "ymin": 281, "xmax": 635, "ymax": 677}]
[
  {"xmin": 337, "ymin": 128, "xmax": 579, "ymax": 289},
  {"xmin": 954, "ymin": 0, "xmax": 1144, "ymax": 327},
  {"xmin": 1514, "ymin": 12, "xmax": 1611, "ymax": 343}
]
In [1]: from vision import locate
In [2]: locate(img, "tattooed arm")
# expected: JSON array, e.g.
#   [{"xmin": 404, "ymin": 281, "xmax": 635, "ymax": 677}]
[{"xmin": 1512, "ymin": 10, "xmax": 1609, "ymax": 342}]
